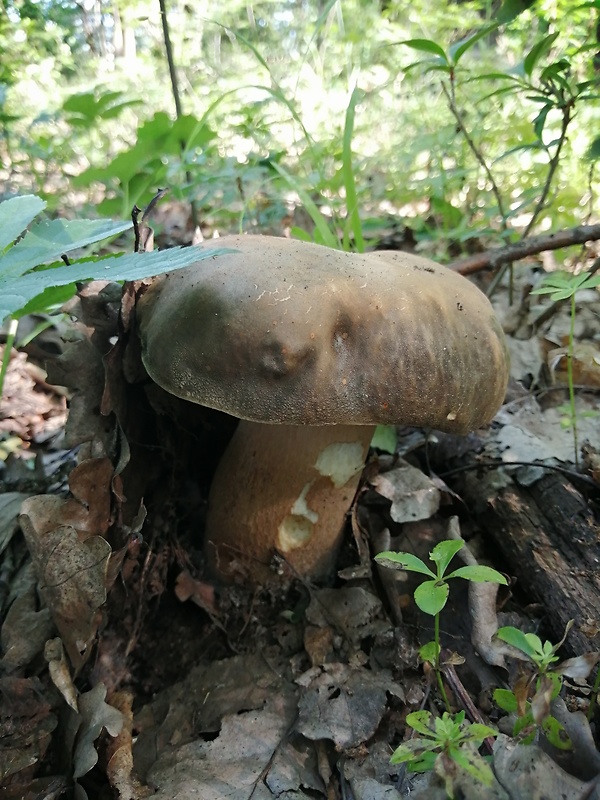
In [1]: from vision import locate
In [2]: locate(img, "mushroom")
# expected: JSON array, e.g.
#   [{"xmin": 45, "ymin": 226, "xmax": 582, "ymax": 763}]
[{"xmin": 137, "ymin": 235, "xmax": 509, "ymax": 583}]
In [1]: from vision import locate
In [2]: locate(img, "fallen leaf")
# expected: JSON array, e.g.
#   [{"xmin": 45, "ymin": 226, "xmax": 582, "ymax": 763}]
[
  {"xmin": 146, "ymin": 694, "xmax": 297, "ymax": 800},
  {"xmin": 68, "ymin": 684, "xmax": 124, "ymax": 780},
  {"xmin": 0, "ymin": 586, "xmax": 54, "ymax": 672},
  {"xmin": 296, "ymin": 663, "xmax": 399, "ymax": 749},
  {"xmin": 0, "ymin": 676, "xmax": 57, "ymax": 783},
  {"xmin": 370, "ymin": 460, "xmax": 440, "ymax": 523},
  {"xmin": 45, "ymin": 638, "xmax": 78, "ymax": 711},
  {"xmin": 493, "ymin": 734, "xmax": 587, "ymax": 797}
]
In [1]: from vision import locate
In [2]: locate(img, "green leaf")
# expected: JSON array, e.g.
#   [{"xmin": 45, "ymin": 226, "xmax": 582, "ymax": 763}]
[
  {"xmin": 533, "ymin": 104, "xmax": 552, "ymax": 141},
  {"xmin": 524, "ymin": 33, "xmax": 560, "ymax": 77},
  {"xmin": 0, "ymin": 218, "xmax": 133, "ymax": 282},
  {"xmin": 586, "ymin": 134, "xmax": 600, "ymax": 160},
  {"xmin": 400, "ymin": 39, "xmax": 448, "ymax": 62},
  {"xmin": 370, "ymin": 425, "xmax": 397, "ymax": 454},
  {"xmin": 496, "ymin": 626, "xmax": 538, "ymax": 659},
  {"xmin": 0, "ymin": 245, "xmax": 235, "ymax": 325},
  {"xmin": 390, "ymin": 744, "xmax": 436, "ymax": 770},
  {"xmin": 542, "ymin": 715, "xmax": 572, "ymax": 750},
  {"xmin": 419, "ymin": 640, "xmax": 440, "ymax": 665},
  {"xmin": 514, "ymin": 712, "xmax": 536, "ymax": 741},
  {"xmin": 341, "ymin": 86, "xmax": 365, "ymax": 253},
  {"xmin": 414, "ymin": 580, "xmax": 449, "ymax": 616},
  {"xmin": 374, "ymin": 551, "xmax": 435, "ymax": 578},
  {"xmin": 0, "ymin": 195, "xmax": 47, "ymax": 252},
  {"xmin": 429, "ymin": 539, "xmax": 464, "ymax": 576},
  {"xmin": 16, "ymin": 283, "xmax": 77, "ymax": 317},
  {"xmin": 493, "ymin": 688, "xmax": 518, "ymax": 712},
  {"xmin": 463, "ymin": 723, "xmax": 498, "ymax": 742},
  {"xmin": 496, "ymin": 0, "xmax": 537, "ymax": 24},
  {"xmin": 405, "ymin": 710, "xmax": 435, "ymax": 737},
  {"xmin": 451, "ymin": 744, "xmax": 495, "ymax": 786},
  {"xmin": 449, "ymin": 24, "xmax": 498, "ymax": 66},
  {"xmin": 445, "ymin": 565, "xmax": 507, "ymax": 584},
  {"xmin": 271, "ymin": 162, "xmax": 340, "ymax": 249}
]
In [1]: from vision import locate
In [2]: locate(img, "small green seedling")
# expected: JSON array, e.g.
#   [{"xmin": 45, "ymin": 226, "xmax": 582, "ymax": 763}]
[
  {"xmin": 494, "ymin": 622, "xmax": 600, "ymax": 748},
  {"xmin": 376, "ymin": 540, "xmax": 506, "ymax": 707},
  {"xmin": 391, "ymin": 709, "xmax": 498, "ymax": 799},
  {"xmin": 531, "ymin": 269, "xmax": 600, "ymax": 466}
]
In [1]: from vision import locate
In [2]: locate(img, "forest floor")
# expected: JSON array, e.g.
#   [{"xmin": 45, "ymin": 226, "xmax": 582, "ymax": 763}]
[{"xmin": 1, "ymin": 210, "xmax": 600, "ymax": 800}]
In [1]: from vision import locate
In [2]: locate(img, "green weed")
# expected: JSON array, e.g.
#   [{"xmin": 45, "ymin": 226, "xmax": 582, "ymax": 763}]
[
  {"xmin": 531, "ymin": 269, "xmax": 600, "ymax": 464},
  {"xmin": 376, "ymin": 540, "xmax": 506, "ymax": 709}
]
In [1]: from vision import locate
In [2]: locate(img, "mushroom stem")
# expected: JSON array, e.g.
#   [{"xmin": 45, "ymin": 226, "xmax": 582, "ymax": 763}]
[{"xmin": 204, "ymin": 421, "xmax": 374, "ymax": 582}]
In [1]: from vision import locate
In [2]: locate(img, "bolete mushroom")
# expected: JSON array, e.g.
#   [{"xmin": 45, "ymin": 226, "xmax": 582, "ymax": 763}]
[{"xmin": 137, "ymin": 235, "xmax": 509, "ymax": 583}]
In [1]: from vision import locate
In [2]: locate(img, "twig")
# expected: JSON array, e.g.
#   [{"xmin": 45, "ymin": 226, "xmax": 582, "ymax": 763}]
[
  {"xmin": 522, "ymin": 101, "xmax": 573, "ymax": 239},
  {"xmin": 448, "ymin": 223, "xmax": 600, "ymax": 275},
  {"xmin": 442, "ymin": 79, "xmax": 508, "ymax": 232},
  {"xmin": 440, "ymin": 657, "xmax": 496, "ymax": 755},
  {"xmin": 158, "ymin": 0, "xmax": 199, "ymax": 231},
  {"xmin": 439, "ymin": 459, "xmax": 598, "ymax": 488}
]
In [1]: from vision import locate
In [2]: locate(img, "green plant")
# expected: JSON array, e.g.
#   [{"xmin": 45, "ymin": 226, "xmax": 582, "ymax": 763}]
[
  {"xmin": 396, "ymin": 22, "xmax": 599, "ymax": 267},
  {"xmin": 494, "ymin": 622, "xmax": 600, "ymax": 747},
  {"xmin": 0, "ymin": 194, "xmax": 233, "ymax": 398},
  {"xmin": 530, "ymin": 269, "xmax": 600, "ymax": 465},
  {"xmin": 375, "ymin": 540, "xmax": 507, "ymax": 708},
  {"xmin": 391, "ymin": 709, "xmax": 498, "ymax": 798}
]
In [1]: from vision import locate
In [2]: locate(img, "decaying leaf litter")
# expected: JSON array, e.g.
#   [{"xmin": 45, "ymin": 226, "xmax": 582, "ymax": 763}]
[{"xmin": 1, "ymin": 214, "xmax": 600, "ymax": 800}]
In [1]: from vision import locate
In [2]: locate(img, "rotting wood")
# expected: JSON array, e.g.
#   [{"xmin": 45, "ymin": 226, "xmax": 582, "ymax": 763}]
[{"xmin": 465, "ymin": 470, "xmax": 600, "ymax": 656}]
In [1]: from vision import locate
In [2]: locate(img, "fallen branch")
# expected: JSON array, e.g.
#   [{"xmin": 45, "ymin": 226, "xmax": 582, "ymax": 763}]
[{"xmin": 449, "ymin": 223, "xmax": 600, "ymax": 275}]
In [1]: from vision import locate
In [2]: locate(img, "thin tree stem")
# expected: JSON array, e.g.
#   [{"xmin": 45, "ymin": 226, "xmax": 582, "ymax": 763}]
[
  {"xmin": 158, "ymin": 0, "xmax": 199, "ymax": 230},
  {"xmin": 522, "ymin": 102, "xmax": 572, "ymax": 239},
  {"xmin": 442, "ymin": 79, "xmax": 508, "ymax": 232}
]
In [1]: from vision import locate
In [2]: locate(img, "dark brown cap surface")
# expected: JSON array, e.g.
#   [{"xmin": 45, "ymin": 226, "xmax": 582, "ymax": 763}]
[{"xmin": 138, "ymin": 235, "xmax": 509, "ymax": 433}]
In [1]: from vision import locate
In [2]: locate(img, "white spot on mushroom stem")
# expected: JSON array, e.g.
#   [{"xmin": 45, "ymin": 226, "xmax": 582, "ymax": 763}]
[{"xmin": 314, "ymin": 442, "xmax": 366, "ymax": 488}]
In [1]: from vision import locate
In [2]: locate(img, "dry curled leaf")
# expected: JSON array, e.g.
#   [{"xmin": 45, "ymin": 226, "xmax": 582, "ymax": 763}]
[
  {"xmin": 20, "ymin": 499, "xmax": 111, "ymax": 668},
  {"xmin": 45, "ymin": 638, "xmax": 78, "ymax": 712},
  {"xmin": 370, "ymin": 460, "xmax": 440, "ymax": 523}
]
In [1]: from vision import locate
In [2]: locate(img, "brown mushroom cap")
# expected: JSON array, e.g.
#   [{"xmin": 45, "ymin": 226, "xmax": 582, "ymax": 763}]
[{"xmin": 138, "ymin": 235, "xmax": 509, "ymax": 434}]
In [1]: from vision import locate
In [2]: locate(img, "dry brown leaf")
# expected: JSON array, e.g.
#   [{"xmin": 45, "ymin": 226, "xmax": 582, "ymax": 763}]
[
  {"xmin": 296, "ymin": 663, "xmax": 400, "ymax": 749},
  {"xmin": 370, "ymin": 460, "xmax": 440, "ymax": 523},
  {"xmin": 493, "ymin": 734, "xmax": 589, "ymax": 798},
  {"xmin": 146, "ymin": 693, "xmax": 296, "ymax": 800},
  {"xmin": 0, "ymin": 676, "xmax": 57, "ymax": 783},
  {"xmin": 0, "ymin": 586, "xmax": 54, "ymax": 672},
  {"xmin": 45, "ymin": 638, "xmax": 78, "ymax": 711},
  {"xmin": 20, "ymin": 497, "xmax": 111, "ymax": 667},
  {"xmin": 18, "ymin": 456, "xmax": 115, "ymax": 667}
]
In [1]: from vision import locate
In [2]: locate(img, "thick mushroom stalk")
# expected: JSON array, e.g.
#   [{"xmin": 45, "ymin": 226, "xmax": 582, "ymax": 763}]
[
  {"xmin": 205, "ymin": 422, "xmax": 373, "ymax": 580},
  {"xmin": 137, "ymin": 234, "xmax": 510, "ymax": 584}
]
